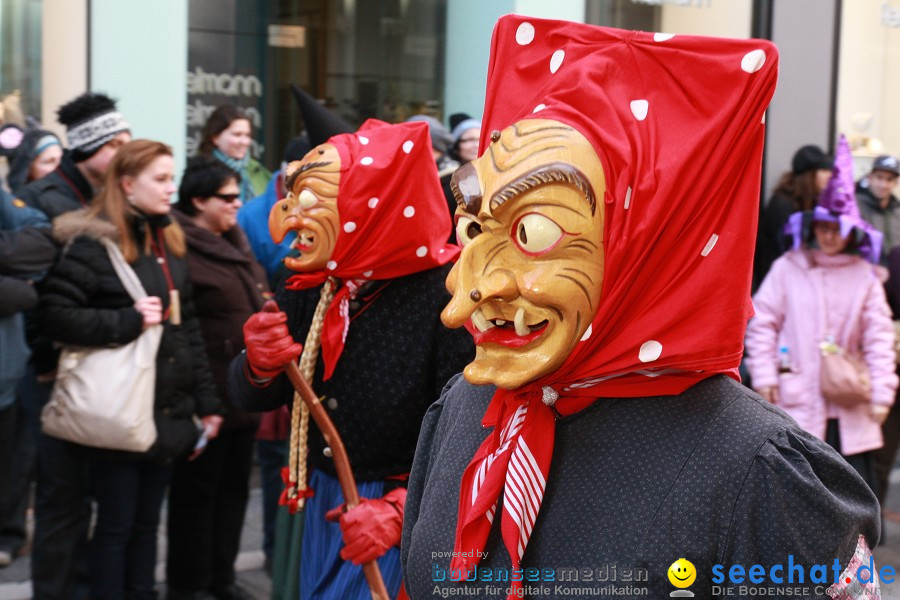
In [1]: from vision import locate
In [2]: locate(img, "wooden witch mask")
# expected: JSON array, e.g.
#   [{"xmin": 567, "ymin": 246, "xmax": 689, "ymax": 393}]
[
  {"xmin": 441, "ymin": 16, "xmax": 778, "ymax": 396},
  {"xmin": 443, "ymin": 120, "xmax": 605, "ymax": 389}
]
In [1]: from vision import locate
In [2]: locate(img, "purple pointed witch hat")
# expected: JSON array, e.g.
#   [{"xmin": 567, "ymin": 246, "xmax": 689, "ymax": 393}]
[{"xmin": 785, "ymin": 134, "xmax": 883, "ymax": 263}]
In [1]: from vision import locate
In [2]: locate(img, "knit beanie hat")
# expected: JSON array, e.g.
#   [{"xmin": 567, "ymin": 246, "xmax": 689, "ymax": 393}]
[
  {"xmin": 450, "ymin": 117, "xmax": 482, "ymax": 144},
  {"xmin": 406, "ymin": 114, "xmax": 452, "ymax": 155},
  {"xmin": 0, "ymin": 122, "xmax": 62, "ymax": 195},
  {"xmin": 448, "ymin": 112, "xmax": 472, "ymax": 132},
  {"xmin": 791, "ymin": 144, "xmax": 832, "ymax": 174},
  {"xmin": 56, "ymin": 93, "xmax": 130, "ymax": 162}
]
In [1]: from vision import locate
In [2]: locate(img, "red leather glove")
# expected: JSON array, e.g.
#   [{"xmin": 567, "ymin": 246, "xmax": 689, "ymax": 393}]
[
  {"xmin": 243, "ymin": 300, "xmax": 304, "ymax": 379},
  {"xmin": 324, "ymin": 487, "xmax": 406, "ymax": 565}
]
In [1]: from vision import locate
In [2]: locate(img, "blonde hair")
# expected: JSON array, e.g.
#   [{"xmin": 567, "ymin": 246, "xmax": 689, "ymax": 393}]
[{"xmin": 88, "ymin": 139, "xmax": 185, "ymax": 263}]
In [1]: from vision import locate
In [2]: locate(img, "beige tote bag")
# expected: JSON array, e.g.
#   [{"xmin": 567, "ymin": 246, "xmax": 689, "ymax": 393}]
[{"xmin": 41, "ymin": 238, "xmax": 162, "ymax": 452}]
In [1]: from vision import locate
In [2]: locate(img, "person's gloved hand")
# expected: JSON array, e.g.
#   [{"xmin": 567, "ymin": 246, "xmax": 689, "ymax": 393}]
[
  {"xmin": 324, "ymin": 487, "xmax": 406, "ymax": 565},
  {"xmin": 243, "ymin": 300, "xmax": 303, "ymax": 379}
]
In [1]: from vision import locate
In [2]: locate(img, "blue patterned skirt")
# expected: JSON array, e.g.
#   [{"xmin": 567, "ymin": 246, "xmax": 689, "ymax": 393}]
[{"xmin": 299, "ymin": 468, "xmax": 404, "ymax": 599}]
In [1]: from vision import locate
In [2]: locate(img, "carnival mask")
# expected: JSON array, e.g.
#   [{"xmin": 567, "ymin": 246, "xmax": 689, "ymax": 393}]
[
  {"xmin": 442, "ymin": 119, "xmax": 605, "ymax": 389},
  {"xmin": 269, "ymin": 143, "xmax": 342, "ymax": 272}
]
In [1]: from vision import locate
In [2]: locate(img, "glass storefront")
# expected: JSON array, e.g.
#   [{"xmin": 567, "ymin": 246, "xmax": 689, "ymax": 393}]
[
  {"xmin": 836, "ymin": 0, "xmax": 900, "ymax": 177},
  {"xmin": 187, "ymin": 0, "xmax": 279, "ymax": 165},
  {"xmin": 187, "ymin": 0, "xmax": 446, "ymax": 170},
  {"xmin": 6, "ymin": 0, "xmax": 895, "ymax": 184},
  {"xmin": 585, "ymin": 0, "xmax": 751, "ymax": 38},
  {"xmin": 0, "ymin": 0, "xmax": 42, "ymax": 121}
]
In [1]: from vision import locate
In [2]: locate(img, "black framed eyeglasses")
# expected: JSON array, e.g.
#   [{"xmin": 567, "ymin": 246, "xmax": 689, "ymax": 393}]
[{"xmin": 211, "ymin": 193, "xmax": 241, "ymax": 203}]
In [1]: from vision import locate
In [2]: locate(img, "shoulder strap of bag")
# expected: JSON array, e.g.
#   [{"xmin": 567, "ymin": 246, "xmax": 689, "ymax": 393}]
[
  {"xmin": 805, "ymin": 250, "xmax": 831, "ymax": 339},
  {"xmin": 99, "ymin": 238, "xmax": 149, "ymax": 302},
  {"xmin": 807, "ymin": 249, "xmax": 873, "ymax": 345}
]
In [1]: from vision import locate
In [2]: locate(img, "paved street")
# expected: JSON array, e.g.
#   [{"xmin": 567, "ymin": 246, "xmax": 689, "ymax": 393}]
[
  {"xmin": 0, "ymin": 485, "xmax": 271, "ymax": 600},
  {"xmin": 3, "ymin": 463, "xmax": 900, "ymax": 599}
]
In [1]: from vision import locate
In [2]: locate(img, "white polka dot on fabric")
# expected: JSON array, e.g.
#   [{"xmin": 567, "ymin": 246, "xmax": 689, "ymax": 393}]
[
  {"xmin": 343, "ymin": 222, "xmax": 357, "ymax": 233},
  {"xmin": 358, "ymin": 136, "xmax": 369, "ymax": 145},
  {"xmin": 639, "ymin": 340, "xmax": 663, "ymax": 363},
  {"xmin": 533, "ymin": 104, "xmax": 547, "ymax": 114},
  {"xmin": 580, "ymin": 323, "xmax": 593, "ymax": 342},
  {"xmin": 403, "ymin": 206, "xmax": 415, "ymax": 218},
  {"xmin": 326, "ymin": 260, "xmax": 337, "ymax": 271},
  {"xmin": 416, "ymin": 246, "xmax": 428, "ymax": 257},
  {"xmin": 363, "ymin": 270, "xmax": 373, "ymax": 278},
  {"xmin": 630, "ymin": 100, "xmax": 649, "ymax": 121},
  {"xmin": 516, "ymin": 22, "xmax": 535, "ymax": 45},
  {"xmin": 439, "ymin": 248, "xmax": 445, "ymax": 254},
  {"xmin": 761, "ymin": 111, "xmax": 767, "ymax": 125},
  {"xmin": 368, "ymin": 197, "xmax": 379, "ymax": 209},
  {"xmin": 402, "ymin": 140, "xmax": 414, "ymax": 154},
  {"xmin": 741, "ymin": 49, "xmax": 766, "ymax": 73},
  {"xmin": 624, "ymin": 186, "xmax": 633, "ymax": 210},
  {"xmin": 653, "ymin": 33, "xmax": 675, "ymax": 42},
  {"xmin": 701, "ymin": 233, "xmax": 719, "ymax": 257},
  {"xmin": 550, "ymin": 49, "xmax": 565, "ymax": 74},
  {"xmin": 360, "ymin": 156, "xmax": 374, "ymax": 166}
]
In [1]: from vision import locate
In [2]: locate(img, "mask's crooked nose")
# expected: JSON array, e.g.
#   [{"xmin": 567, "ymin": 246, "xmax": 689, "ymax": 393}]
[
  {"xmin": 442, "ymin": 254, "xmax": 518, "ymax": 329},
  {"xmin": 269, "ymin": 193, "xmax": 299, "ymax": 244}
]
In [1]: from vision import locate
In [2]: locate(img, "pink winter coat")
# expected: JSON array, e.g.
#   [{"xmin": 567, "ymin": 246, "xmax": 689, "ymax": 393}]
[{"xmin": 745, "ymin": 249, "xmax": 897, "ymax": 455}]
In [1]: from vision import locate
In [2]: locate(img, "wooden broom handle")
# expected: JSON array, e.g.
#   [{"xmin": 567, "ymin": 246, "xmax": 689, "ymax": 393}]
[{"xmin": 283, "ymin": 361, "xmax": 390, "ymax": 600}]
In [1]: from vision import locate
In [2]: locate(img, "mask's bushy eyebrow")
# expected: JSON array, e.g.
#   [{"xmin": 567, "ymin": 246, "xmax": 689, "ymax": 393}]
[
  {"xmin": 285, "ymin": 161, "xmax": 332, "ymax": 193},
  {"xmin": 490, "ymin": 163, "xmax": 596, "ymax": 216}
]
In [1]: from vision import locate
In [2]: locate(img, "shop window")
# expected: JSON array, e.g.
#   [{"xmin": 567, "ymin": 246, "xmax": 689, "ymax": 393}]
[
  {"xmin": 187, "ymin": 0, "xmax": 446, "ymax": 170},
  {"xmin": 836, "ymin": 0, "xmax": 900, "ymax": 177},
  {"xmin": 585, "ymin": 0, "xmax": 751, "ymax": 40},
  {"xmin": 0, "ymin": 0, "xmax": 42, "ymax": 122}
]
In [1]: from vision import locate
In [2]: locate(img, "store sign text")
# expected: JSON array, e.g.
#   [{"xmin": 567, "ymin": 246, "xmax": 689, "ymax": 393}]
[{"xmin": 882, "ymin": 1, "xmax": 900, "ymax": 27}]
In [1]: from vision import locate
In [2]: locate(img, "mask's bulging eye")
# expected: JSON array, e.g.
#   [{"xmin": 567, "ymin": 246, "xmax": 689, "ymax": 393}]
[
  {"xmin": 513, "ymin": 213, "xmax": 564, "ymax": 254},
  {"xmin": 456, "ymin": 216, "xmax": 483, "ymax": 246},
  {"xmin": 298, "ymin": 188, "xmax": 317, "ymax": 209}
]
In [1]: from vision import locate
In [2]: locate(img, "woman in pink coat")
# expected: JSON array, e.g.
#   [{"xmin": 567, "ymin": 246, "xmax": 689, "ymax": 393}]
[{"xmin": 746, "ymin": 136, "xmax": 897, "ymax": 492}]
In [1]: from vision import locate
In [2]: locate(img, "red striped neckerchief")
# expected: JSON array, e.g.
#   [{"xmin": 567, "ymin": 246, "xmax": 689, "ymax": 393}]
[{"xmin": 451, "ymin": 385, "xmax": 596, "ymax": 600}]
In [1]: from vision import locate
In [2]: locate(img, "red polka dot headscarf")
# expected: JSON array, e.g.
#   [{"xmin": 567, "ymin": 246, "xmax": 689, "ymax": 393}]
[
  {"xmin": 285, "ymin": 118, "xmax": 458, "ymax": 379},
  {"xmin": 450, "ymin": 17, "xmax": 779, "ymax": 598},
  {"xmin": 477, "ymin": 15, "xmax": 779, "ymax": 397}
]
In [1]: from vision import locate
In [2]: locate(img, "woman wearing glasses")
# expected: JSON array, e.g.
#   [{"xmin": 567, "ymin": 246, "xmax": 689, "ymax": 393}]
[
  {"xmin": 449, "ymin": 115, "xmax": 481, "ymax": 166},
  {"xmin": 167, "ymin": 156, "xmax": 270, "ymax": 600}
]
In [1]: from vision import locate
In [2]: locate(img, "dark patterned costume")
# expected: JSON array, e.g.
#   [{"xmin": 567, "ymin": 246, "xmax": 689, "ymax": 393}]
[
  {"xmin": 402, "ymin": 375, "xmax": 880, "ymax": 599},
  {"xmin": 228, "ymin": 263, "xmax": 473, "ymax": 597}
]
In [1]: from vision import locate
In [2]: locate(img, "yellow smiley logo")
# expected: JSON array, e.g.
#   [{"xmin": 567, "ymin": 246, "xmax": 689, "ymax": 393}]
[{"xmin": 668, "ymin": 558, "xmax": 696, "ymax": 588}]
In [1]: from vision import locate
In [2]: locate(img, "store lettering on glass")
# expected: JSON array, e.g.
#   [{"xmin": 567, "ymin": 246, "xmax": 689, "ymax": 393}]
[{"xmin": 185, "ymin": 66, "xmax": 265, "ymax": 158}]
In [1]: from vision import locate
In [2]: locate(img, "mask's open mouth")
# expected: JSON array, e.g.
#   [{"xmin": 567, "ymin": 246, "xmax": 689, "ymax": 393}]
[
  {"xmin": 290, "ymin": 230, "xmax": 316, "ymax": 252},
  {"xmin": 465, "ymin": 306, "xmax": 549, "ymax": 347}
]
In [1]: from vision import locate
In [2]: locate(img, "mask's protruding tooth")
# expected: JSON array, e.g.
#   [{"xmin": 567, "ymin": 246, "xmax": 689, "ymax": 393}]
[
  {"xmin": 471, "ymin": 308, "xmax": 493, "ymax": 333},
  {"xmin": 514, "ymin": 307, "xmax": 528, "ymax": 337}
]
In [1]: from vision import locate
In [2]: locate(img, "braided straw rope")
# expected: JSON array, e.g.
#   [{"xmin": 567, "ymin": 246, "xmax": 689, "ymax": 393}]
[{"xmin": 288, "ymin": 277, "xmax": 337, "ymax": 510}]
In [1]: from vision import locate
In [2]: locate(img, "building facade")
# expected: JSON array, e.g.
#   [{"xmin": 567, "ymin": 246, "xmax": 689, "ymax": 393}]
[{"xmin": 0, "ymin": 0, "xmax": 896, "ymax": 193}]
